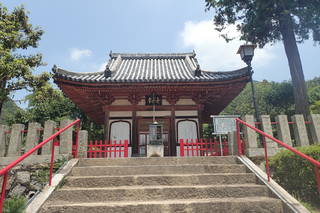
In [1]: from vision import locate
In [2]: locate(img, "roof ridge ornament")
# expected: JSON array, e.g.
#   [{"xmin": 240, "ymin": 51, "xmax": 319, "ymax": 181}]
[
  {"xmin": 52, "ymin": 65, "xmax": 58, "ymax": 73},
  {"xmin": 184, "ymin": 56, "xmax": 201, "ymax": 77},
  {"xmin": 105, "ymin": 55, "xmax": 122, "ymax": 78},
  {"xmin": 195, "ymin": 64, "xmax": 202, "ymax": 77},
  {"xmin": 184, "ymin": 56, "xmax": 196, "ymax": 70}
]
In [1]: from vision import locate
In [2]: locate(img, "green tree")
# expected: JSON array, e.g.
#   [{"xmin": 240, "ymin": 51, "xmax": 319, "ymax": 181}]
[
  {"xmin": 308, "ymin": 85, "xmax": 320, "ymax": 104},
  {"xmin": 8, "ymin": 82, "xmax": 104, "ymax": 140},
  {"xmin": 205, "ymin": 0, "xmax": 320, "ymax": 118},
  {"xmin": 0, "ymin": 98, "xmax": 20, "ymax": 124},
  {"xmin": 0, "ymin": 3, "xmax": 46, "ymax": 115},
  {"xmin": 222, "ymin": 81, "xmax": 295, "ymax": 117},
  {"xmin": 310, "ymin": 101, "xmax": 320, "ymax": 114}
]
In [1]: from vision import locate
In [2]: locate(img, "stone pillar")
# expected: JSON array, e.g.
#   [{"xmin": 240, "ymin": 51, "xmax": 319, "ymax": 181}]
[
  {"xmin": 276, "ymin": 115, "xmax": 292, "ymax": 146},
  {"xmin": 291, "ymin": 114, "xmax": 310, "ymax": 147},
  {"xmin": 228, "ymin": 131, "xmax": 238, "ymax": 155},
  {"xmin": 242, "ymin": 115, "xmax": 258, "ymax": 149},
  {"xmin": 78, "ymin": 130, "xmax": 88, "ymax": 158},
  {"xmin": 261, "ymin": 115, "xmax": 277, "ymax": 149},
  {"xmin": 0, "ymin": 125, "xmax": 9, "ymax": 157},
  {"xmin": 42, "ymin": 120, "xmax": 56, "ymax": 155},
  {"xmin": 7, "ymin": 124, "xmax": 25, "ymax": 157},
  {"xmin": 59, "ymin": 119, "xmax": 73, "ymax": 155},
  {"xmin": 308, "ymin": 114, "xmax": 320, "ymax": 144},
  {"xmin": 25, "ymin": 122, "xmax": 41, "ymax": 155}
]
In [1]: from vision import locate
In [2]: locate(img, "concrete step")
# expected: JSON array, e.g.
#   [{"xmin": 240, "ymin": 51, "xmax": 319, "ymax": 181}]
[
  {"xmin": 71, "ymin": 164, "xmax": 247, "ymax": 176},
  {"xmin": 64, "ymin": 173, "xmax": 257, "ymax": 188},
  {"xmin": 78, "ymin": 156, "xmax": 239, "ymax": 167},
  {"xmin": 40, "ymin": 197, "xmax": 283, "ymax": 213},
  {"xmin": 47, "ymin": 184, "xmax": 268, "ymax": 203}
]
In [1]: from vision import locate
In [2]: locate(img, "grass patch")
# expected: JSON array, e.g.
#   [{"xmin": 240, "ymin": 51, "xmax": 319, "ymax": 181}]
[{"xmin": 3, "ymin": 196, "xmax": 26, "ymax": 213}]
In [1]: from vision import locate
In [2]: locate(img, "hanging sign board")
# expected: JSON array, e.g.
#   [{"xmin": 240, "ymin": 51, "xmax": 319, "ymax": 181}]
[
  {"xmin": 145, "ymin": 93, "xmax": 162, "ymax": 106},
  {"xmin": 211, "ymin": 115, "xmax": 239, "ymax": 134}
]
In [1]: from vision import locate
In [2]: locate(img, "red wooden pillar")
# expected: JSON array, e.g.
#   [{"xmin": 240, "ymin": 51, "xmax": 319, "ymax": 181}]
[
  {"xmin": 198, "ymin": 104, "xmax": 205, "ymax": 139},
  {"xmin": 128, "ymin": 93, "xmax": 141, "ymax": 155},
  {"xmin": 167, "ymin": 94, "xmax": 179, "ymax": 156},
  {"xmin": 132, "ymin": 110, "xmax": 138, "ymax": 154},
  {"xmin": 170, "ymin": 105, "xmax": 176, "ymax": 156},
  {"xmin": 103, "ymin": 107, "xmax": 110, "ymax": 142}
]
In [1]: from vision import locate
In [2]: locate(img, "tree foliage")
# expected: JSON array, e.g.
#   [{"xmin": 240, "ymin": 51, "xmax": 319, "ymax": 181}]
[
  {"xmin": 0, "ymin": 98, "xmax": 20, "ymax": 124},
  {"xmin": 205, "ymin": 0, "xmax": 320, "ymax": 46},
  {"xmin": 7, "ymin": 81, "xmax": 104, "ymax": 140},
  {"xmin": 222, "ymin": 80, "xmax": 295, "ymax": 117},
  {"xmin": 0, "ymin": 3, "xmax": 46, "ymax": 115},
  {"xmin": 222, "ymin": 77, "xmax": 320, "ymax": 118},
  {"xmin": 205, "ymin": 0, "xmax": 320, "ymax": 117}
]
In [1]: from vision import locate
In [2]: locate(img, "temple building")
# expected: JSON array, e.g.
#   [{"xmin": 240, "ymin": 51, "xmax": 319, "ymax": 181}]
[{"xmin": 53, "ymin": 52, "xmax": 250, "ymax": 157}]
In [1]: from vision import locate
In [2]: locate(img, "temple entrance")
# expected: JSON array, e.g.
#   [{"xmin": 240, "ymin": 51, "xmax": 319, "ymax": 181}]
[{"xmin": 137, "ymin": 118, "xmax": 170, "ymax": 156}]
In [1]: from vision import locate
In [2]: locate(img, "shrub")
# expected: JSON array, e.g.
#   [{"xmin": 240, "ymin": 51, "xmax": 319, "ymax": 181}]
[
  {"xmin": 3, "ymin": 196, "xmax": 26, "ymax": 213},
  {"xmin": 269, "ymin": 144, "xmax": 320, "ymax": 205}
]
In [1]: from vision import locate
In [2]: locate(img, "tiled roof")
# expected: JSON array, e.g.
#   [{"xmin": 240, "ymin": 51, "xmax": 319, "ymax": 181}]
[{"xmin": 53, "ymin": 52, "xmax": 249, "ymax": 83}]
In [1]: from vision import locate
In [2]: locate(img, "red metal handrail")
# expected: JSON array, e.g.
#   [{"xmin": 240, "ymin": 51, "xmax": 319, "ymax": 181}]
[
  {"xmin": 0, "ymin": 119, "xmax": 80, "ymax": 213},
  {"xmin": 236, "ymin": 118, "xmax": 320, "ymax": 192}
]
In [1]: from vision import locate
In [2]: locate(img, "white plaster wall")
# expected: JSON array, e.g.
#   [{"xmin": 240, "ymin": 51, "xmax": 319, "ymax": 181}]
[
  {"xmin": 110, "ymin": 111, "xmax": 132, "ymax": 117},
  {"xmin": 176, "ymin": 99, "xmax": 196, "ymax": 105},
  {"xmin": 175, "ymin": 111, "xmax": 198, "ymax": 117},
  {"xmin": 111, "ymin": 99, "xmax": 132, "ymax": 105},
  {"xmin": 162, "ymin": 99, "xmax": 170, "ymax": 105},
  {"xmin": 177, "ymin": 120, "xmax": 198, "ymax": 141},
  {"xmin": 109, "ymin": 121, "xmax": 130, "ymax": 142},
  {"xmin": 138, "ymin": 99, "xmax": 145, "ymax": 105},
  {"xmin": 109, "ymin": 120, "xmax": 132, "ymax": 158},
  {"xmin": 137, "ymin": 111, "xmax": 171, "ymax": 117},
  {"xmin": 176, "ymin": 118, "xmax": 199, "ymax": 157}
]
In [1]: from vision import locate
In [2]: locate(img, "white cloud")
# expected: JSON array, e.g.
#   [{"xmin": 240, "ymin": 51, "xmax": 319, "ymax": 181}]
[
  {"xmin": 97, "ymin": 62, "xmax": 108, "ymax": 72},
  {"xmin": 70, "ymin": 48, "xmax": 92, "ymax": 61},
  {"xmin": 180, "ymin": 20, "xmax": 276, "ymax": 71}
]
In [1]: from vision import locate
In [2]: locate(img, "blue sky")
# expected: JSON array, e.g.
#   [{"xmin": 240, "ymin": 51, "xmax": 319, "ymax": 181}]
[{"xmin": 3, "ymin": 0, "xmax": 320, "ymax": 107}]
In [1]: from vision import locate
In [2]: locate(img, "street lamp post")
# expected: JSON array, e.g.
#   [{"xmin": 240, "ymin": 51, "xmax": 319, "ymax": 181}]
[{"xmin": 237, "ymin": 44, "xmax": 260, "ymax": 121}]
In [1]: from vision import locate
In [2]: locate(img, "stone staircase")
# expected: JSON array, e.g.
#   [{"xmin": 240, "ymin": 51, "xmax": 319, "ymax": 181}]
[{"xmin": 39, "ymin": 156, "xmax": 284, "ymax": 213}]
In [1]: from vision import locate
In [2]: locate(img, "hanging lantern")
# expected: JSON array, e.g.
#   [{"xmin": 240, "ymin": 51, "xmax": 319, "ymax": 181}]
[{"xmin": 149, "ymin": 122, "xmax": 163, "ymax": 145}]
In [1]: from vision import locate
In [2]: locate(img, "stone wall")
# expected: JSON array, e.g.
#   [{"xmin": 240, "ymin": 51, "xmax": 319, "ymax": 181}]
[
  {"xmin": 240, "ymin": 114, "xmax": 320, "ymax": 157},
  {"xmin": 0, "ymin": 120, "xmax": 76, "ymax": 166}
]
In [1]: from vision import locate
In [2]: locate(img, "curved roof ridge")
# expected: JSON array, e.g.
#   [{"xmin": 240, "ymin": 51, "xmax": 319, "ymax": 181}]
[
  {"xmin": 54, "ymin": 67, "xmax": 104, "ymax": 76},
  {"xmin": 110, "ymin": 52, "xmax": 196, "ymax": 59},
  {"xmin": 201, "ymin": 67, "xmax": 248, "ymax": 75}
]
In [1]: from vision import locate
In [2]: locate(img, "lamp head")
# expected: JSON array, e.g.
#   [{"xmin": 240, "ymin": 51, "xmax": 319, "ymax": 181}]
[{"xmin": 237, "ymin": 44, "xmax": 256, "ymax": 65}]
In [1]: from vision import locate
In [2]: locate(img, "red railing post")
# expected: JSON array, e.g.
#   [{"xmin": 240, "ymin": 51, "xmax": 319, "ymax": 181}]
[
  {"xmin": 236, "ymin": 118, "xmax": 320, "ymax": 190},
  {"xmin": 0, "ymin": 119, "xmax": 80, "ymax": 213},
  {"xmin": 124, "ymin": 140, "xmax": 128, "ymax": 157},
  {"xmin": 0, "ymin": 172, "xmax": 8, "ymax": 213},
  {"xmin": 180, "ymin": 139, "xmax": 184, "ymax": 157},
  {"xmin": 74, "ymin": 122, "xmax": 80, "ymax": 158},
  {"xmin": 236, "ymin": 119, "xmax": 242, "ymax": 155},
  {"xmin": 262, "ymin": 136, "xmax": 271, "ymax": 182},
  {"xmin": 315, "ymin": 166, "xmax": 320, "ymax": 193},
  {"xmin": 209, "ymin": 138, "xmax": 214, "ymax": 156},
  {"xmin": 89, "ymin": 140, "xmax": 92, "ymax": 158},
  {"xmin": 200, "ymin": 139, "xmax": 204, "ymax": 156}
]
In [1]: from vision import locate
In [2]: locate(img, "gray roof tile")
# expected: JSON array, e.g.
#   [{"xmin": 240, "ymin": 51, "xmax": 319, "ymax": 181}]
[{"xmin": 53, "ymin": 52, "xmax": 249, "ymax": 83}]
